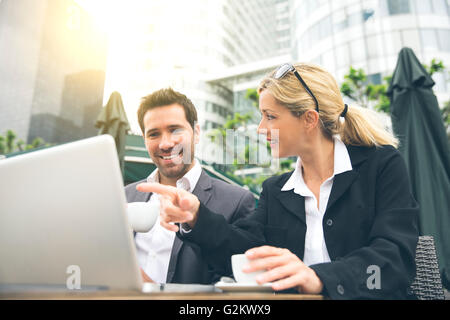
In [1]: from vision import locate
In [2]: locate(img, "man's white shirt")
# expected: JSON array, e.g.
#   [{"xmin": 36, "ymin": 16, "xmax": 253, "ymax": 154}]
[
  {"xmin": 134, "ymin": 160, "xmax": 202, "ymax": 283},
  {"xmin": 281, "ymin": 137, "xmax": 352, "ymax": 266}
]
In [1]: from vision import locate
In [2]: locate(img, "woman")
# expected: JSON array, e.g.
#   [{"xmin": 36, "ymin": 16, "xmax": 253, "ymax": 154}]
[{"xmin": 138, "ymin": 63, "xmax": 419, "ymax": 299}]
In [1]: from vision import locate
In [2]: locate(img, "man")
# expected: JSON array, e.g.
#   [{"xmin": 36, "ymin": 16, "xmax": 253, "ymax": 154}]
[{"xmin": 125, "ymin": 88, "xmax": 255, "ymax": 284}]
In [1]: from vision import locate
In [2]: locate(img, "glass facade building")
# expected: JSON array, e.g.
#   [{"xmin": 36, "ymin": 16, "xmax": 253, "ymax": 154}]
[{"xmin": 291, "ymin": 0, "xmax": 450, "ymax": 103}]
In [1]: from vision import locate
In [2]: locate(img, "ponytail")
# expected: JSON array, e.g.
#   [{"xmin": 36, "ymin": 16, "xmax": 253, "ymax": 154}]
[{"xmin": 340, "ymin": 105, "xmax": 398, "ymax": 148}]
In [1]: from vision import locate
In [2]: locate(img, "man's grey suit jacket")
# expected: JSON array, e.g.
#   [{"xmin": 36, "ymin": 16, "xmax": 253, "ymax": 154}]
[{"xmin": 125, "ymin": 170, "xmax": 255, "ymax": 284}]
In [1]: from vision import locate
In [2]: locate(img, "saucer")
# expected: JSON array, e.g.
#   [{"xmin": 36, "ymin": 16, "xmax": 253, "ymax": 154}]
[{"xmin": 214, "ymin": 281, "xmax": 274, "ymax": 292}]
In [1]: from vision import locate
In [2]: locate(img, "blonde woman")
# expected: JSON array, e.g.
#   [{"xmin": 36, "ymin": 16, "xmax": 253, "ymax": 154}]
[{"xmin": 137, "ymin": 63, "xmax": 419, "ymax": 299}]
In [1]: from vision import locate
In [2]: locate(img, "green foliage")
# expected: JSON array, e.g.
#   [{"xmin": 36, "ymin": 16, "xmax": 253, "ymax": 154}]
[
  {"xmin": 224, "ymin": 113, "xmax": 252, "ymax": 130},
  {"xmin": 340, "ymin": 59, "xmax": 446, "ymax": 115},
  {"xmin": 443, "ymin": 100, "xmax": 450, "ymax": 126},
  {"xmin": 0, "ymin": 129, "xmax": 50, "ymax": 155},
  {"xmin": 0, "ymin": 135, "xmax": 4, "ymax": 154},
  {"xmin": 245, "ymin": 88, "xmax": 259, "ymax": 108},
  {"xmin": 442, "ymin": 100, "xmax": 450, "ymax": 141},
  {"xmin": 280, "ymin": 159, "xmax": 295, "ymax": 171},
  {"xmin": 340, "ymin": 66, "xmax": 391, "ymax": 112},
  {"xmin": 423, "ymin": 58, "xmax": 445, "ymax": 76}
]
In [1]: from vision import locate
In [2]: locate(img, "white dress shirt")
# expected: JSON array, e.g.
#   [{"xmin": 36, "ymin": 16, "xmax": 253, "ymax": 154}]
[
  {"xmin": 134, "ymin": 160, "xmax": 202, "ymax": 283},
  {"xmin": 281, "ymin": 137, "xmax": 353, "ymax": 266}
]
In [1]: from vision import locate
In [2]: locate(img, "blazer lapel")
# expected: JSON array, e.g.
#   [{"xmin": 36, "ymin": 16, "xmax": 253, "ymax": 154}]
[
  {"xmin": 326, "ymin": 170, "xmax": 358, "ymax": 211},
  {"xmin": 276, "ymin": 189, "xmax": 306, "ymax": 223},
  {"xmin": 326, "ymin": 145, "xmax": 371, "ymax": 211},
  {"xmin": 191, "ymin": 170, "xmax": 213, "ymax": 205},
  {"xmin": 135, "ymin": 189, "xmax": 153, "ymax": 203},
  {"xmin": 166, "ymin": 170, "xmax": 212, "ymax": 283},
  {"xmin": 166, "ymin": 236, "xmax": 183, "ymax": 283},
  {"xmin": 275, "ymin": 173, "xmax": 306, "ymax": 223}
]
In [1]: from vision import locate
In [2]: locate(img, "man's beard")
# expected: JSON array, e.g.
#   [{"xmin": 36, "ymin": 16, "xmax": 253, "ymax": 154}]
[
  {"xmin": 156, "ymin": 142, "xmax": 195, "ymax": 180},
  {"xmin": 159, "ymin": 161, "xmax": 192, "ymax": 179}
]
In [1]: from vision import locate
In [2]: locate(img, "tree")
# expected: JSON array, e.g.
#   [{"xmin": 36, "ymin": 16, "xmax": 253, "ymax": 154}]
[
  {"xmin": 442, "ymin": 100, "xmax": 450, "ymax": 141},
  {"xmin": 245, "ymin": 88, "xmax": 259, "ymax": 107},
  {"xmin": 0, "ymin": 135, "xmax": 5, "ymax": 155},
  {"xmin": 340, "ymin": 58, "xmax": 446, "ymax": 115},
  {"xmin": 0, "ymin": 129, "xmax": 49, "ymax": 155},
  {"xmin": 6, "ymin": 130, "xmax": 16, "ymax": 154}
]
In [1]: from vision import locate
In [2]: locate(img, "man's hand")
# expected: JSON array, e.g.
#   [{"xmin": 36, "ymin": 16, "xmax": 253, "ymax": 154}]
[
  {"xmin": 136, "ymin": 182, "xmax": 200, "ymax": 232},
  {"xmin": 243, "ymin": 246, "xmax": 323, "ymax": 294},
  {"xmin": 140, "ymin": 268, "xmax": 155, "ymax": 283}
]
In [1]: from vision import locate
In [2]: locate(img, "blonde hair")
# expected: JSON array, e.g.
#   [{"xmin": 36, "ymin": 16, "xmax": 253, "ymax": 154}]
[{"xmin": 258, "ymin": 63, "xmax": 398, "ymax": 148}]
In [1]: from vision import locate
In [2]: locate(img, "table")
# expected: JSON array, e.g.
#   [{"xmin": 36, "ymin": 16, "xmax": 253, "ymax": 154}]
[{"xmin": 0, "ymin": 290, "xmax": 323, "ymax": 300}]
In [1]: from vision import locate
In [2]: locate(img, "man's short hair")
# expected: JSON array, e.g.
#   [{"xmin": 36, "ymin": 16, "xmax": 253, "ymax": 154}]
[{"xmin": 137, "ymin": 88, "xmax": 198, "ymax": 133}]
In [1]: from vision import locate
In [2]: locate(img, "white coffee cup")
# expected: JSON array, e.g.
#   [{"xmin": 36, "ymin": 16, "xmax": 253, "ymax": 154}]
[
  {"xmin": 231, "ymin": 254, "xmax": 265, "ymax": 284},
  {"xmin": 127, "ymin": 202, "xmax": 159, "ymax": 233}
]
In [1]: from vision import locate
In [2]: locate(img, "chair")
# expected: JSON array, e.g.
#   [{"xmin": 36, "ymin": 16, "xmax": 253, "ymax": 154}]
[{"xmin": 408, "ymin": 236, "xmax": 445, "ymax": 300}]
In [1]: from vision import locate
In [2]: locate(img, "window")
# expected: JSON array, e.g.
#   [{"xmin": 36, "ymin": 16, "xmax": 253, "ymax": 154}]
[
  {"xmin": 348, "ymin": 11, "xmax": 363, "ymax": 27},
  {"xmin": 312, "ymin": 55, "xmax": 322, "ymax": 66},
  {"xmin": 322, "ymin": 50, "xmax": 336, "ymax": 72},
  {"xmin": 420, "ymin": 29, "xmax": 439, "ymax": 51},
  {"xmin": 431, "ymin": 0, "xmax": 449, "ymax": 15},
  {"xmin": 414, "ymin": 0, "xmax": 433, "ymax": 14},
  {"xmin": 368, "ymin": 73, "xmax": 382, "ymax": 85},
  {"xmin": 387, "ymin": 0, "xmax": 411, "ymax": 15},
  {"xmin": 367, "ymin": 35, "xmax": 382, "ymax": 59},
  {"xmin": 333, "ymin": 9, "xmax": 348, "ymax": 33},
  {"xmin": 305, "ymin": 0, "xmax": 319, "ymax": 16},
  {"xmin": 437, "ymin": 29, "xmax": 450, "ymax": 51},
  {"xmin": 319, "ymin": 15, "xmax": 332, "ymax": 40},
  {"xmin": 278, "ymin": 39, "xmax": 290, "ymax": 49},
  {"xmin": 362, "ymin": 0, "xmax": 379, "ymax": 20},
  {"xmin": 309, "ymin": 23, "xmax": 320, "ymax": 45},
  {"xmin": 384, "ymin": 31, "xmax": 403, "ymax": 54},
  {"xmin": 336, "ymin": 44, "xmax": 350, "ymax": 67},
  {"xmin": 350, "ymin": 38, "xmax": 366, "ymax": 63},
  {"xmin": 402, "ymin": 29, "xmax": 421, "ymax": 53},
  {"xmin": 277, "ymin": 29, "xmax": 290, "ymax": 38},
  {"xmin": 299, "ymin": 32, "xmax": 311, "ymax": 52}
]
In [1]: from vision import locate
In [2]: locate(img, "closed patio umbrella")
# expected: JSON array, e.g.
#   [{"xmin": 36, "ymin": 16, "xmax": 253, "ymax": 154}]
[
  {"xmin": 387, "ymin": 47, "xmax": 450, "ymax": 285},
  {"xmin": 95, "ymin": 91, "xmax": 130, "ymax": 176}
]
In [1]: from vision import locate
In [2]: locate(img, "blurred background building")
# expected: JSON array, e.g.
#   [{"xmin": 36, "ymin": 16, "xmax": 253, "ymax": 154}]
[
  {"xmin": 86, "ymin": 0, "xmax": 282, "ymax": 164},
  {"xmin": 0, "ymin": 0, "xmax": 107, "ymax": 144},
  {"xmin": 291, "ymin": 0, "xmax": 450, "ymax": 104},
  {"xmin": 1, "ymin": 0, "xmax": 449, "ymax": 158}
]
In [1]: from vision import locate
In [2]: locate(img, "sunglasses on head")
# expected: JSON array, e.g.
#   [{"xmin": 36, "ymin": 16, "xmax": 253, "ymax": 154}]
[{"xmin": 274, "ymin": 63, "xmax": 319, "ymax": 113}]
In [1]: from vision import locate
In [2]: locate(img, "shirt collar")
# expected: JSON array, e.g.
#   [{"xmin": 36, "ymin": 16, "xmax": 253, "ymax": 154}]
[
  {"xmin": 281, "ymin": 136, "xmax": 353, "ymax": 195},
  {"xmin": 146, "ymin": 159, "xmax": 202, "ymax": 192}
]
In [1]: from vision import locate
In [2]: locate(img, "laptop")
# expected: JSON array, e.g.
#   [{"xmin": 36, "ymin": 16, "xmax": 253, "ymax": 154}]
[{"xmin": 0, "ymin": 135, "xmax": 214, "ymax": 293}]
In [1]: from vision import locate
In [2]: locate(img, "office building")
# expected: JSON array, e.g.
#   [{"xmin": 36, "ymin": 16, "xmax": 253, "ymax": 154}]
[
  {"xmin": 0, "ymin": 0, "xmax": 107, "ymax": 145},
  {"xmin": 291, "ymin": 0, "xmax": 450, "ymax": 103}
]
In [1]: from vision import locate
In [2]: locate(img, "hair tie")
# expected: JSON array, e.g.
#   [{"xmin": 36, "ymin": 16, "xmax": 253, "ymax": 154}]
[{"xmin": 341, "ymin": 104, "xmax": 348, "ymax": 118}]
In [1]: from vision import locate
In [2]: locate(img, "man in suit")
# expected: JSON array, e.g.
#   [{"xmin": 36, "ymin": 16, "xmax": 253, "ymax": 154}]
[{"xmin": 125, "ymin": 88, "xmax": 255, "ymax": 284}]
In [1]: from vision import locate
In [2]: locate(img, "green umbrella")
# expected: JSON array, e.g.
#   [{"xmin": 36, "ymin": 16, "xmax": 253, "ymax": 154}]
[
  {"xmin": 95, "ymin": 91, "xmax": 130, "ymax": 176},
  {"xmin": 387, "ymin": 47, "xmax": 450, "ymax": 285}
]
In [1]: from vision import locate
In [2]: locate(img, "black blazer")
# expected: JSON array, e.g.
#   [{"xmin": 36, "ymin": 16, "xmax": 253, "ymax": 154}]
[
  {"xmin": 125, "ymin": 170, "xmax": 255, "ymax": 284},
  {"xmin": 181, "ymin": 145, "xmax": 419, "ymax": 299}
]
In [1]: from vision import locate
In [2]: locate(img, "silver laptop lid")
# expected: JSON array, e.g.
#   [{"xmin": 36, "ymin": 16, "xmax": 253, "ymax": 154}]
[{"xmin": 0, "ymin": 135, "xmax": 142, "ymax": 291}]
